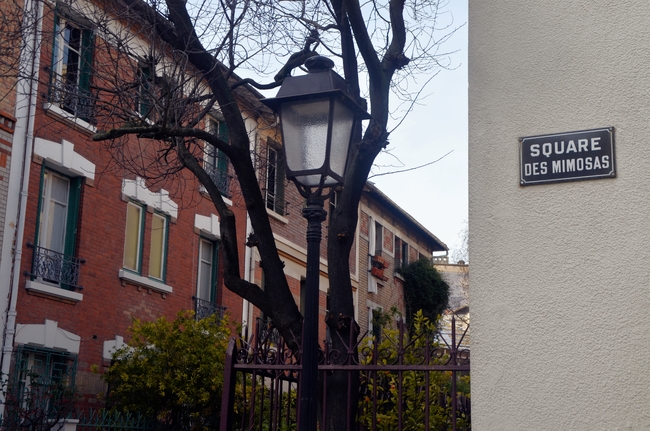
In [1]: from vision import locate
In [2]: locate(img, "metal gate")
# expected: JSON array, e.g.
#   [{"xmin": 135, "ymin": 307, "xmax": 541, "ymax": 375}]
[{"xmin": 220, "ymin": 312, "xmax": 470, "ymax": 431}]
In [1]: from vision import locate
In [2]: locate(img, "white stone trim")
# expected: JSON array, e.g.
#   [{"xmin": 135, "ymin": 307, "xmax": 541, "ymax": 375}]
[
  {"xmin": 267, "ymin": 207, "xmax": 289, "ymax": 224},
  {"xmin": 43, "ymin": 102, "xmax": 97, "ymax": 133},
  {"xmin": 103, "ymin": 335, "xmax": 126, "ymax": 360},
  {"xmin": 119, "ymin": 269, "xmax": 173, "ymax": 294},
  {"xmin": 194, "ymin": 213, "xmax": 220, "ymax": 240},
  {"xmin": 34, "ymin": 137, "xmax": 96, "ymax": 180},
  {"xmin": 25, "ymin": 280, "xmax": 83, "ymax": 302},
  {"xmin": 122, "ymin": 177, "xmax": 178, "ymax": 220},
  {"xmin": 15, "ymin": 319, "xmax": 81, "ymax": 354}
]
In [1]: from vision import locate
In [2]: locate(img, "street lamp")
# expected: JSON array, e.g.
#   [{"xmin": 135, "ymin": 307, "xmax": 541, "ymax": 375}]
[{"xmin": 263, "ymin": 55, "xmax": 370, "ymax": 431}]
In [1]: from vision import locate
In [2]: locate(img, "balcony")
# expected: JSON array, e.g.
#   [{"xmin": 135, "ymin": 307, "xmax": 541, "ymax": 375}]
[
  {"xmin": 204, "ymin": 163, "xmax": 231, "ymax": 197},
  {"xmin": 193, "ymin": 297, "xmax": 227, "ymax": 321},
  {"xmin": 48, "ymin": 76, "xmax": 95, "ymax": 123},
  {"xmin": 26, "ymin": 243, "xmax": 85, "ymax": 291}
]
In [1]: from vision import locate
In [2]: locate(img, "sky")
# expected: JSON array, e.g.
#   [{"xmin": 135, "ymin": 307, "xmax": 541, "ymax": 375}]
[{"xmin": 370, "ymin": 0, "xmax": 468, "ymax": 260}]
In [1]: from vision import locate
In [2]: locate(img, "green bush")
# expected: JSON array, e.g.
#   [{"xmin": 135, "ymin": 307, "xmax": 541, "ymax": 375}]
[{"xmin": 103, "ymin": 310, "xmax": 231, "ymax": 430}]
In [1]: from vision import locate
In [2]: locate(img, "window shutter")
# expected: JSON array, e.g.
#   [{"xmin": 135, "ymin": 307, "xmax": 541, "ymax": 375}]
[
  {"xmin": 63, "ymin": 177, "xmax": 82, "ymax": 258},
  {"xmin": 78, "ymin": 30, "xmax": 95, "ymax": 123},
  {"xmin": 218, "ymin": 121, "xmax": 229, "ymax": 143}
]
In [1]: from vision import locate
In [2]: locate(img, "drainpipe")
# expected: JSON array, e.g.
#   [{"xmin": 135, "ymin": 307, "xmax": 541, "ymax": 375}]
[
  {"xmin": 0, "ymin": 0, "xmax": 44, "ymax": 392},
  {"xmin": 241, "ymin": 214, "xmax": 253, "ymax": 335}
]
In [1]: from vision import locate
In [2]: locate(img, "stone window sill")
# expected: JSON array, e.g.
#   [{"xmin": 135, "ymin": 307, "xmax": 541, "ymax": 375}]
[
  {"xmin": 43, "ymin": 103, "xmax": 96, "ymax": 134},
  {"xmin": 119, "ymin": 269, "xmax": 173, "ymax": 294},
  {"xmin": 25, "ymin": 280, "xmax": 83, "ymax": 302}
]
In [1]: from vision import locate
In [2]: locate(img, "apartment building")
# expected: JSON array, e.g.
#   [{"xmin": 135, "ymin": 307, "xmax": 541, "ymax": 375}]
[{"xmin": 0, "ymin": 0, "xmax": 451, "ymax": 412}]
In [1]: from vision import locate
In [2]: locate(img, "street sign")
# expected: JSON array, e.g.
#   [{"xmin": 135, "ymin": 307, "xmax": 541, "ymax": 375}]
[{"xmin": 519, "ymin": 127, "xmax": 615, "ymax": 186}]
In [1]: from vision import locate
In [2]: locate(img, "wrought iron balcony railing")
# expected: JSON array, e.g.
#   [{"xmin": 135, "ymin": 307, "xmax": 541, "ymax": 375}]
[
  {"xmin": 48, "ymin": 76, "xmax": 95, "ymax": 122},
  {"xmin": 26, "ymin": 242, "xmax": 85, "ymax": 291},
  {"xmin": 193, "ymin": 297, "xmax": 227, "ymax": 321},
  {"xmin": 204, "ymin": 163, "xmax": 231, "ymax": 197}
]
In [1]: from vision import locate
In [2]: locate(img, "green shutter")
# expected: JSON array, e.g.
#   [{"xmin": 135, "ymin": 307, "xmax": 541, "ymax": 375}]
[
  {"xmin": 139, "ymin": 66, "xmax": 152, "ymax": 117},
  {"xmin": 216, "ymin": 122, "xmax": 230, "ymax": 195},
  {"xmin": 78, "ymin": 29, "xmax": 94, "ymax": 122},
  {"xmin": 64, "ymin": 177, "xmax": 82, "ymax": 257},
  {"xmin": 49, "ymin": 10, "xmax": 60, "ymax": 99},
  {"xmin": 62, "ymin": 177, "xmax": 81, "ymax": 291},
  {"xmin": 218, "ymin": 121, "xmax": 229, "ymax": 143}
]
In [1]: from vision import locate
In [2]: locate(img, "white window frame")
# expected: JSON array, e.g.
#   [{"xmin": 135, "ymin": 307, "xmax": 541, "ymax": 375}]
[
  {"xmin": 265, "ymin": 145, "xmax": 284, "ymax": 215},
  {"xmin": 123, "ymin": 201, "xmax": 144, "ymax": 273},
  {"xmin": 196, "ymin": 237, "xmax": 216, "ymax": 303}
]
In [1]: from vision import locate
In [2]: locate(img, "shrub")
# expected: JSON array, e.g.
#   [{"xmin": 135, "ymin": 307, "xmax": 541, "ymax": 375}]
[{"xmin": 103, "ymin": 310, "xmax": 231, "ymax": 430}]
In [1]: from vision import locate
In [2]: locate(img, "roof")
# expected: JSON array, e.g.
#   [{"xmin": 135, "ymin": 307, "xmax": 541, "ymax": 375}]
[{"xmin": 363, "ymin": 182, "xmax": 448, "ymax": 253}]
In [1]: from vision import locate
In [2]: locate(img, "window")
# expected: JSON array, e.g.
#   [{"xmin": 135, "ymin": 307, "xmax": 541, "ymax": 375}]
[
  {"xmin": 368, "ymin": 217, "xmax": 383, "ymax": 256},
  {"xmin": 395, "ymin": 236, "xmax": 409, "ymax": 268},
  {"xmin": 149, "ymin": 213, "xmax": 168, "ymax": 281},
  {"xmin": 123, "ymin": 203, "xmax": 168, "ymax": 281},
  {"xmin": 204, "ymin": 119, "xmax": 231, "ymax": 196},
  {"xmin": 265, "ymin": 145, "xmax": 285, "ymax": 215},
  {"xmin": 137, "ymin": 64, "xmax": 152, "ymax": 118},
  {"xmin": 11, "ymin": 346, "xmax": 77, "ymax": 417},
  {"xmin": 32, "ymin": 169, "xmax": 82, "ymax": 290},
  {"xmin": 195, "ymin": 237, "xmax": 225, "ymax": 319},
  {"xmin": 50, "ymin": 14, "xmax": 94, "ymax": 122},
  {"xmin": 123, "ymin": 202, "xmax": 144, "ymax": 273}
]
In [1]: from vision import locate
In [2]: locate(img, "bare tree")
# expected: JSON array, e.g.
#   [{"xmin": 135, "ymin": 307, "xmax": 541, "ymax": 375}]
[{"xmin": 1, "ymin": 0, "xmax": 459, "ymax": 427}]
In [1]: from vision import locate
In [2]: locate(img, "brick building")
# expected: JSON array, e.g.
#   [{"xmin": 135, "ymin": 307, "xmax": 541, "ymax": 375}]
[
  {"xmin": 357, "ymin": 182, "xmax": 448, "ymax": 336},
  {"xmin": 0, "ymin": 0, "xmax": 252, "ymax": 407},
  {"xmin": 0, "ymin": 0, "xmax": 450, "ymax": 413}
]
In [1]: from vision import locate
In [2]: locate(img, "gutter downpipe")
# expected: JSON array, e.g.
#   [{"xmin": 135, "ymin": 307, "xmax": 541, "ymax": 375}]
[
  {"xmin": 242, "ymin": 214, "xmax": 253, "ymax": 335},
  {"xmin": 0, "ymin": 0, "xmax": 44, "ymax": 402},
  {"xmin": 241, "ymin": 133, "xmax": 259, "ymax": 335}
]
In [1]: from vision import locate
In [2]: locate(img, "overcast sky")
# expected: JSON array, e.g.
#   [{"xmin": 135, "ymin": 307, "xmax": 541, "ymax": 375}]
[{"xmin": 370, "ymin": 0, "xmax": 468, "ymax": 260}]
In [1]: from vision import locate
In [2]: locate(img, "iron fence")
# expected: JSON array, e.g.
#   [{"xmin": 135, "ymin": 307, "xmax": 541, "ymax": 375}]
[
  {"xmin": 220, "ymin": 312, "xmax": 470, "ymax": 431},
  {"xmin": 26, "ymin": 242, "xmax": 85, "ymax": 291},
  {"xmin": 76, "ymin": 409, "xmax": 156, "ymax": 431}
]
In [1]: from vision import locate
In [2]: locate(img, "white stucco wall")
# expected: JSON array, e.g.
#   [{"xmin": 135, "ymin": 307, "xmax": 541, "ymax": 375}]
[{"xmin": 469, "ymin": 1, "xmax": 650, "ymax": 430}]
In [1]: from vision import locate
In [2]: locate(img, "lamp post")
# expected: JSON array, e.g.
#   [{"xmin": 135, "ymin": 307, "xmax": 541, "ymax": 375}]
[{"xmin": 263, "ymin": 55, "xmax": 370, "ymax": 431}]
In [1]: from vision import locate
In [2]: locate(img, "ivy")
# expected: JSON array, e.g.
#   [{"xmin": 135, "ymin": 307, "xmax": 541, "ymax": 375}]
[{"xmin": 398, "ymin": 258, "xmax": 450, "ymax": 330}]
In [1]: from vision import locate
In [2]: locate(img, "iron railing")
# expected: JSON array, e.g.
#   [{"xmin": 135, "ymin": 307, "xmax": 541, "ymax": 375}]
[
  {"xmin": 49, "ymin": 76, "xmax": 95, "ymax": 122},
  {"xmin": 193, "ymin": 297, "xmax": 227, "ymax": 320},
  {"xmin": 204, "ymin": 163, "xmax": 231, "ymax": 197},
  {"xmin": 76, "ymin": 409, "xmax": 156, "ymax": 430},
  {"xmin": 220, "ymin": 312, "xmax": 470, "ymax": 431},
  {"xmin": 26, "ymin": 242, "xmax": 85, "ymax": 291}
]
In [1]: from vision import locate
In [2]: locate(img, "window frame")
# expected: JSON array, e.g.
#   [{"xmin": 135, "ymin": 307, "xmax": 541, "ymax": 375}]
[
  {"xmin": 12, "ymin": 345, "xmax": 77, "ymax": 415},
  {"xmin": 196, "ymin": 237, "xmax": 218, "ymax": 303},
  {"xmin": 374, "ymin": 221, "xmax": 383, "ymax": 256},
  {"xmin": 49, "ymin": 12, "xmax": 94, "ymax": 122},
  {"xmin": 265, "ymin": 144, "xmax": 285, "ymax": 215},
  {"xmin": 32, "ymin": 167, "xmax": 82, "ymax": 291},
  {"xmin": 204, "ymin": 118, "xmax": 231, "ymax": 196},
  {"xmin": 137, "ymin": 64, "xmax": 153, "ymax": 118},
  {"xmin": 122, "ymin": 201, "xmax": 145, "ymax": 274}
]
